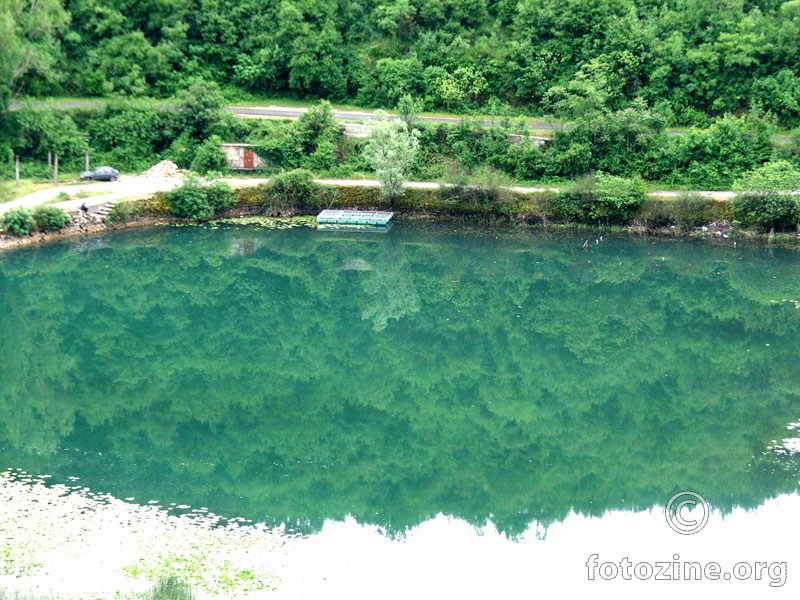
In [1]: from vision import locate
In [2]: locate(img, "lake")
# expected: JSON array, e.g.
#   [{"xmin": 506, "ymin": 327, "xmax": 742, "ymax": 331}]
[{"xmin": 1, "ymin": 221, "xmax": 798, "ymax": 597}]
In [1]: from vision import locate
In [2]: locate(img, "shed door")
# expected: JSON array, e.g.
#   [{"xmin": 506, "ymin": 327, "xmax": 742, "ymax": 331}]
[{"xmin": 243, "ymin": 148, "xmax": 254, "ymax": 169}]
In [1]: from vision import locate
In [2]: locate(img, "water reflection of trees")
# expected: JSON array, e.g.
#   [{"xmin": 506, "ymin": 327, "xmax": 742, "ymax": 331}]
[
  {"xmin": 359, "ymin": 245, "xmax": 420, "ymax": 331},
  {"xmin": 1, "ymin": 227, "xmax": 799, "ymax": 536}
]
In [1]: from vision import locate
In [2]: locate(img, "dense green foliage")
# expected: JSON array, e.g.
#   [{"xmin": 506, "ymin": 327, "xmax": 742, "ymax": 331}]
[
  {"xmin": 1, "ymin": 226, "xmax": 799, "ymax": 535},
  {"xmin": 0, "ymin": 0, "xmax": 68, "ymax": 110},
  {"xmin": 731, "ymin": 159, "xmax": 800, "ymax": 229},
  {"xmin": 167, "ymin": 177, "xmax": 235, "ymax": 220},
  {"xmin": 3, "ymin": 93, "xmax": 800, "ymax": 196},
  {"xmin": 363, "ymin": 112, "xmax": 420, "ymax": 201},
  {"xmin": 552, "ymin": 172, "xmax": 647, "ymax": 223},
  {"xmin": 32, "ymin": 205, "xmax": 70, "ymax": 231},
  {"xmin": 0, "ymin": 207, "xmax": 34, "ymax": 235},
  {"xmin": 6, "ymin": 0, "xmax": 800, "ymax": 129}
]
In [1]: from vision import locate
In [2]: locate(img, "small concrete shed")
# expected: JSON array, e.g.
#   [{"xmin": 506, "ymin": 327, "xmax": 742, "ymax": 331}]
[{"xmin": 221, "ymin": 144, "xmax": 266, "ymax": 170}]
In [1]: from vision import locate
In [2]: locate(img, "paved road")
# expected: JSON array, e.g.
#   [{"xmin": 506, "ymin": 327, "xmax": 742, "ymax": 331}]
[
  {"xmin": 10, "ymin": 100, "xmax": 796, "ymax": 142},
  {"xmin": 8, "ymin": 100, "xmax": 563, "ymax": 131},
  {"xmin": 1, "ymin": 175, "xmax": 736, "ymax": 218},
  {"xmin": 230, "ymin": 105, "xmax": 564, "ymax": 131}
]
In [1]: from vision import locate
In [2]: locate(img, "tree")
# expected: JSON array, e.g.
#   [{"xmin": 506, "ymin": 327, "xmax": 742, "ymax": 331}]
[
  {"xmin": 363, "ymin": 111, "xmax": 419, "ymax": 203},
  {"xmin": 0, "ymin": 0, "xmax": 69, "ymax": 111},
  {"xmin": 396, "ymin": 94, "xmax": 423, "ymax": 129},
  {"xmin": 13, "ymin": 103, "xmax": 86, "ymax": 183},
  {"xmin": 172, "ymin": 78, "xmax": 225, "ymax": 141}
]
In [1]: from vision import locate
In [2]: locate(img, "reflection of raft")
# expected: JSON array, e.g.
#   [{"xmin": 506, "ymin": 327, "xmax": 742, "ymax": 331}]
[{"xmin": 317, "ymin": 210, "xmax": 393, "ymax": 230}]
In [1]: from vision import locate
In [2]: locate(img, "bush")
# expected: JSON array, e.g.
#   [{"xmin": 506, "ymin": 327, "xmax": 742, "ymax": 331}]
[
  {"xmin": 33, "ymin": 205, "xmax": 70, "ymax": 231},
  {"xmin": 731, "ymin": 193, "xmax": 800, "ymax": 230},
  {"xmin": 731, "ymin": 160, "xmax": 800, "ymax": 230},
  {"xmin": 190, "ymin": 135, "xmax": 228, "ymax": 174},
  {"xmin": 552, "ymin": 173, "xmax": 646, "ymax": 224},
  {"xmin": 205, "ymin": 181, "xmax": 236, "ymax": 212},
  {"xmin": 105, "ymin": 200, "xmax": 139, "ymax": 224},
  {"xmin": 637, "ymin": 198, "xmax": 673, "ymax": 228},
  {"xmin": 671, "ymin": 193, "xmax": 720, "ymax": 229},
  {"xmin": 168, "ymin": 177, "xmax": 211, "ymax": 219},
  {"xmin": 167, "ymin": 178, "xmax": 236, "ymax": 220},
  {"xmin": 1, "ymin": 207, "xmax": 35, "ymax": 236},
  {"xmin": 267, "ymin": 169, "xmax": 319, "ymax": 209}
]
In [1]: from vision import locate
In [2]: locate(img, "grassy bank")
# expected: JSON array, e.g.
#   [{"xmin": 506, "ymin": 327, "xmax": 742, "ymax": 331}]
[{"xmin": 105, "ymin": 179, "xmax": 738, "ymax": 235}]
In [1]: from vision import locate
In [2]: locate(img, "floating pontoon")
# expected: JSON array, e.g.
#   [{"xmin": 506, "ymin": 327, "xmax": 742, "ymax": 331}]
[{"xmin": 317, "ymin": 210, "xmax": 394, "ymax": 231}]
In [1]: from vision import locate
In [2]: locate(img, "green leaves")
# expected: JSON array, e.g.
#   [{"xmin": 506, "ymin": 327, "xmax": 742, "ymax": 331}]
[
  {"xmin": 0, "ymin": 207, "xmax": 34, "ymax": 236},
  {"xmin": 553, "ymin": 172, "xmax": 646, "ymax": 223},
  {"xmin": 731, "ymin": 160, "xmax": 800, "ymax": 230},
  {"xmin": 363, "ymin": 111, "xmax": 420, "ymax": 202},
  {"xmin": 167, "ymin": 177, "xmax": 235, "ymax": 220},
  {"xmin": 32, "ymin": 205, "xmax": 70, "ymax": 231},
  {"xmin": 0, "ymin": 0, "xmax": 69, "ymax": 111}
]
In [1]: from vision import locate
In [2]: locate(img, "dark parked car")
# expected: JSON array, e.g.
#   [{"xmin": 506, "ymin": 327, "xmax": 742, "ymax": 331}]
[{"xmin": 80, "ymin": 166, "xmax": 120, "ymax": 181}]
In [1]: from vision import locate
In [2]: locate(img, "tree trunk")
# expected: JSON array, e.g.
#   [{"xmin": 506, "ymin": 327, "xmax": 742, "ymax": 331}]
[
  {"xmin": 85, "ymin": 148, "xmax": 90, "ymax": 171},
  {"xmin": 48, "ymin": 149, "xmax": 52, "ymax": 168},
  {"xmin": 15, "ymin": 155, "xmax": 20, "ymax": 185},
  {"xmin": 54, "ymin": 153, "xmax": 59, "ymax": 185}
]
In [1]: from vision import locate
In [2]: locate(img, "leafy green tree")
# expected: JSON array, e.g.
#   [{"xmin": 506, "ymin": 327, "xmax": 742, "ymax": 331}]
[
  {"xmin": 82, "ymin": 99, "xmax": 170, "ymax": 172},
  {"xmin": 172, "ymin": 78, "xmax": 225, "ymax": 142},
  {"xmin": 363, "ymin": 111, "xmax": 420, "ymax": 203},
  {"xmin": 396, "ymin": 94, "xmax": 423, "ymax": 129},
  {"xmin": 13, "ymin": 104, "xmax": 86, "ymax": 181},
  {"xmin": 0, "ymin": 0, "xmax": 69, "ymax": 111}
]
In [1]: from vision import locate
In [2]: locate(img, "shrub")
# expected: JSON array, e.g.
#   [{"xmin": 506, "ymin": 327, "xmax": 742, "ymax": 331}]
[
  {"xmin": 592, "ymin": 172, "xmax": 647, "ymax": 221},
  {"xmin": 670, "ymin": 193, "xmax": 720, "ymax": 229},
  {"xmin": 205, "ymin": 181, "xmax": 236, "ymax": 212},
  {"xmin": 167, "ymin": 178, "xmax": 236, "ymax": 220},
  {"xmin": 33, "ymin": 205, "xmax": 70, "ymax": 231},
  {"xmin": 190, "ymin": 135, "xmax": 228, "ymax": 174},
  {"xmin": 731, "ymin": 160, "xmax": 800, "ymax": 230},
  {"xmin": 105, "ymin": 200, "xmax": 138, "ymax": 224},
  {"xmin": 1, "ymin": 207, "xmax": 35, "ymax": 236},
  {"xmin": 552, "ymin": 173, "xmax": 646, "ymax": 223},
  {"xmin": 167, "ymin": 177, "xmax": 213, "ymax": 220},
  {"xmin": 637, "ymin": 198, "xmax": 673, "ymax": 228},
  {"xmin": 267, "ymin": 169, "xmax": 319, "ymax": 209},
  {"xmin": 731, "ymin": 193, "xmax": 800, "ymax": 230}
]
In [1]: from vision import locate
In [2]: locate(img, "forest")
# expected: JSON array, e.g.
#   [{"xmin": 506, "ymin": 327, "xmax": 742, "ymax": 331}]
[{"xmin": 4, "ymin": 0, "xmax": 800, "ymax": 127}]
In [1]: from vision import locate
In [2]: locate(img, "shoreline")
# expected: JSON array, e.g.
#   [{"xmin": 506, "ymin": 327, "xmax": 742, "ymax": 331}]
[{"xmin": 2, "ymin": 200, "xmax": 799, "ymax": 253}]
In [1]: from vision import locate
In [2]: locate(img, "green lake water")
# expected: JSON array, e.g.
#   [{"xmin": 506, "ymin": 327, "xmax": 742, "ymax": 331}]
[{"xmin": 1, "ymin": 222, "xmax": 799, "ymax": 539}]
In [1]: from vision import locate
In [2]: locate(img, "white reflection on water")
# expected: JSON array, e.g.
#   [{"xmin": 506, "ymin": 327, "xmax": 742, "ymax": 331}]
[
  {"xmin": 274, "ymin": 495, "xmax": 800, "ymax": 599},
  {"xmin": 2, "ymin": 469, "xmax": 798, "ymax": 600}
]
